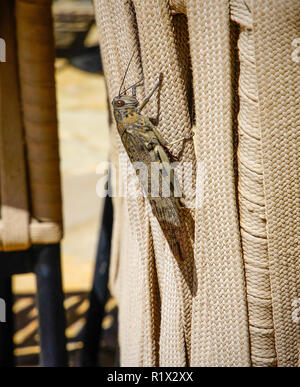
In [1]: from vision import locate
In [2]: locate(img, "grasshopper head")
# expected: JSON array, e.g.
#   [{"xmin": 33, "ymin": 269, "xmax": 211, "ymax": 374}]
[{"xmin": 112, "ymin": 95, "xmax": 139, "ymax": 110}]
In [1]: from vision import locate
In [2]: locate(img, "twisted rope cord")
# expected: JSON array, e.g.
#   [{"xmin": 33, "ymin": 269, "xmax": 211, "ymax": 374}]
[{"xmin": 231, "ymin": 0, "xmax": 277, "ymax": 367}]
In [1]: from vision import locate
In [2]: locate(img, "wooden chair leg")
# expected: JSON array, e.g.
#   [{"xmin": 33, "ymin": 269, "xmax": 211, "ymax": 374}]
[
  {"xmin": 34, "ymin": 244, "xmax": 68, "ymax": 367},
  {"xmin": 0, "ymin": 277, "xmax": 15, "ymax": 367}
]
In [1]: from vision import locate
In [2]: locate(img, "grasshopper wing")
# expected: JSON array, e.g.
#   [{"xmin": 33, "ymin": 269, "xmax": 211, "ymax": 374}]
[
  {"xmin": 122, "ymin": 131, "xmax": 187, "ymax": 261},
  {"xmin": 149, "ymin": 145, "xmax": 187, "ymax": 261}
]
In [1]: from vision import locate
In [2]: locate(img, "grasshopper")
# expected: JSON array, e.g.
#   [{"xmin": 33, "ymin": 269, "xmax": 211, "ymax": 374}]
[{"xmin": 112, "ymin": 55, "xmax": 193, "ymax": 261}]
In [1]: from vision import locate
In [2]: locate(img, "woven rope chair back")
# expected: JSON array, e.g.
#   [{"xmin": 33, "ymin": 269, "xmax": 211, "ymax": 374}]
[{"xmin": 94, "ymin": 0, "xmax": 299, "ymax": 367}]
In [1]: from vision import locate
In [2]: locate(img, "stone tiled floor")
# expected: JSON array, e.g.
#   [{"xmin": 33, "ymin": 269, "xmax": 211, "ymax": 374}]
[{"xmin": 13, "ymin": 292, "xmax": 118, "ymax": 366}]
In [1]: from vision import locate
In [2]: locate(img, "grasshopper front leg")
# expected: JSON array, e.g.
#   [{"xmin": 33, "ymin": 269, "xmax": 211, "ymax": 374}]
[
  {"xmin": 138, "ymin": 74, "xmax": 163, "ymax": 113},
  {"xmin": 139, "ymin": 74, "xmax": 194, "ymax": 147},
  {"xmin": 167, "ymin": 133, "xmax": 195, "ymax": 146},
  {"xmin": 152, "ymin": 126, "xmax": 194, "ymax": 150}
]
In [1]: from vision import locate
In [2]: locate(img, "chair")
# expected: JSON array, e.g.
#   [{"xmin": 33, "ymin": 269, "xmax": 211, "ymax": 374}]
[{"xmin": 0, "ymin": 0, "xmax": 67, "ymax": 367}]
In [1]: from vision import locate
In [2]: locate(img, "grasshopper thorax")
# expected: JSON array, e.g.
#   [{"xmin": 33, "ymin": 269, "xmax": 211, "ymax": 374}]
[{"xmin": 112, "ymin": 95, "xmax": 139, "ymax": 110}]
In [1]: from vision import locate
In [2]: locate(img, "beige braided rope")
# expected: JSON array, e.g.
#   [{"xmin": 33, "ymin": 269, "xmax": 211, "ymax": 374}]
[
  {"xmin": 115, "ymin": 199, "xmax": 144, "ymax": 365},
  {"xmin": 231, "ymin": 0, "xmax": 277, "ymax": 367},
  {"xmin": 251, "ymin": 0, "xmax": 300, "ymax": 367},
  {"xmin": 186, "ymin": 0, "xmax": 251, "ymax": 366}
]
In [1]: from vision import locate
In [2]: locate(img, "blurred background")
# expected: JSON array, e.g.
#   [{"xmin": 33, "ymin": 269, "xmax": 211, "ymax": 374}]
[{"xmin": 12, "ymin": 0, "xmax": 116, "ymax": 366}]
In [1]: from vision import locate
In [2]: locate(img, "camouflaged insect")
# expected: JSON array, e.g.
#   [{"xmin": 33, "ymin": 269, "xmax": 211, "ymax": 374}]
[{"xmin": 112, "ymin": 56, "xmax": 193, "ymax": 261}]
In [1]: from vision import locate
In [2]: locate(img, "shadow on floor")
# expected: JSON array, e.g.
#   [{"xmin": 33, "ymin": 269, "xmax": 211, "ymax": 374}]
[{"xmin": 13, "ymin": 292, "xmax": 118, "ymax": 367}]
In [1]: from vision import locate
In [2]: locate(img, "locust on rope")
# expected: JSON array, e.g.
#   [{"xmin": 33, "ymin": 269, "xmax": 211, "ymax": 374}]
[{"xmin": 112, "ymin": 54, "xmax": 194, "ymax": 261}]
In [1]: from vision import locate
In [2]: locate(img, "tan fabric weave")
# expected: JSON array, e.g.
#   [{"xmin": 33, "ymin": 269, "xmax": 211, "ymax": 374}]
[{"xmin": 94, "ymin": 0, "xmax": 299, "ymax": 366}]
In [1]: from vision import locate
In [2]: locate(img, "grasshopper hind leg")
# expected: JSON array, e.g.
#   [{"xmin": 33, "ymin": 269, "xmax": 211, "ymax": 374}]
[{"xmin": 153, "ymin": 145, "xmax": 186, "ymax": 209}]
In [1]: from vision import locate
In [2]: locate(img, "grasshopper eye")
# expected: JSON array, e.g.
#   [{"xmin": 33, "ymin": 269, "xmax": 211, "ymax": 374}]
[{"xmin": 115, "ymin": 100, "xmax": 125, "ymax": 107}]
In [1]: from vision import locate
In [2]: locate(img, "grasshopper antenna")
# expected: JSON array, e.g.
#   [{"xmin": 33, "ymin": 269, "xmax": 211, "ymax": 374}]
[
  {"xmin": 119, "ymin": 52, "xmax": 135, "ymax": 97},
  {"xmin": 120, "ymin": 77, "xmax": 144, "ymax": 97}
]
